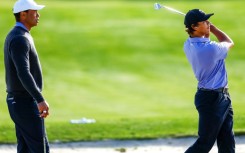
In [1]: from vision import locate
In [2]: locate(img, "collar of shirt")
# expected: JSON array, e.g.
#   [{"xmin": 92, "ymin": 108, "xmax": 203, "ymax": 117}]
[
  {"xmin": 15, "ymin": 22, "xmax": 29, "ymax": 32},
  {"xmin": 188, "ymin": 37, "xmax": 210, "ymax": 43}
]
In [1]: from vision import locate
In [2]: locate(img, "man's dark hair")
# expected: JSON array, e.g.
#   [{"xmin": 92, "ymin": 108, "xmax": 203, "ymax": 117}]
[
  {"xmin": 14, "ymin": 10, "xmax": 29, "ymax": 22},
  {"xmin": 185, "ymin": 23, "xmax": 198, "ymax": 35}
]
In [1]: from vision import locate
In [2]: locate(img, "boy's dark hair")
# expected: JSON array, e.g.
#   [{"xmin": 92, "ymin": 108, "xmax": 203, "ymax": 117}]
[
  {"xmin": 185, "ymin": 23, "xmax": 198, "ymax": 35},
  {"xmin": 14, "ymin": 10, "xmax": 29, "ymax": 22}
]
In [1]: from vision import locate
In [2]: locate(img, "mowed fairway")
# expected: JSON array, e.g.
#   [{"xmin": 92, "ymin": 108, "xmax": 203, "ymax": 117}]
[{"xmin": 0, "ymin": 0, "xmax": 245, "ymax": 143}]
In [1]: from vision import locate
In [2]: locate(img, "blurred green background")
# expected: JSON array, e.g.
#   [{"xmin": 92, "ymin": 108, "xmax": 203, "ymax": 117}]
[{"xmin": 0, "ymin": 0, "xmax": 245, "ymax": 143}]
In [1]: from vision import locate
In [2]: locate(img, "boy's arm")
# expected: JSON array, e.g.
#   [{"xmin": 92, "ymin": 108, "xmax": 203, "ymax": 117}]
[{"xmin": 210, "ymin": 24, "xmax": 234, "ymax": 49}]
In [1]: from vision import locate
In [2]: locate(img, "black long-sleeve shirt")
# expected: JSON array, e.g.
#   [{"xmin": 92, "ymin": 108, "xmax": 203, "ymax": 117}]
[{"xmin": 4, "ymin": 26, "xmax": 44, "ymax": 103}]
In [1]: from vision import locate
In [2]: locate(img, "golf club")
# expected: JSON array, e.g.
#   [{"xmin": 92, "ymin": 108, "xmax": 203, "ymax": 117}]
[{"xmin": 154, "ymin": 3, "xmax": 186, "ymax": 16}]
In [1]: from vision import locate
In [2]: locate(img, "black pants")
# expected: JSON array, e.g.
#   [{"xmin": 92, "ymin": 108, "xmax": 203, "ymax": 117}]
[
  {"xmin": 185, "ymin": 89, "xmax": 235, "ymax": 153},
  {"xmin": 7, "ymin": 94, "xmax": 49, "ymax": 153}
]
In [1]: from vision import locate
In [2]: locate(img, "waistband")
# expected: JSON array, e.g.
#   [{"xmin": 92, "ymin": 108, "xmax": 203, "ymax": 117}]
[
  {"xmin": 198, "ymin": 87, "xmax": 228, "ymax": 94},
  {"xmin": 7, "ymin": 91, "xmax": 32, "ymax": 98}
]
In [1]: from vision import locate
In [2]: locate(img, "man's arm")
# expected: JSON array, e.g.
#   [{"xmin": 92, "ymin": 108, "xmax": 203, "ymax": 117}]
[
  {"xmin": 10, "ymin": 36, "xmax": 45, "ymax": 101},
  {"xmin": 210, "ymin": 24, "xmax": 234, "ymax": 49},
  {"xmin": 10, "ymin": 36, "xmax": 49, "ymax": 117}
]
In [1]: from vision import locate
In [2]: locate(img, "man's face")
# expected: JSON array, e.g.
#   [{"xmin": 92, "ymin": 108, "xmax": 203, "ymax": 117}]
[{"xmin": 21, "ymin": 10, "xmax": 40, "ymax": 29}]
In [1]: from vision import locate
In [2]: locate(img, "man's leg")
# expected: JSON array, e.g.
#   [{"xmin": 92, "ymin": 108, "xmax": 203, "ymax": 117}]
[
  {"xmin": 185, "ymin": 91, "xmax": 231, "ymax": 153},
  {"xmin": 16, "ymin": 126, "xmax": 29, "ymax": 153},
  {"xmin": 7, "ymin": 95, "xmax": 29, "ymax": 153},
  {"xmin": 7, "ymin": 95, "xmax": 49, "ymax": 153},
  {"xmin": 20, "ymin": 115, "xmax": 49, "ymax": 153}
]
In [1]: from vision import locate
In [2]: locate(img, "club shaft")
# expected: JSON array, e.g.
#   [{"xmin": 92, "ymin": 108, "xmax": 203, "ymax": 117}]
[
  {"xmin": 162, "ymin": 5, "xmax": 186, "ymax": 16},
  {"xmin": 154, "ymin": 3, "xmax": 186, "ymax": 16}
]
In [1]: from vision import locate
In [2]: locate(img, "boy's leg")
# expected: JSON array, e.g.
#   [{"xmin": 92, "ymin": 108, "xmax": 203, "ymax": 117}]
[
  {"xmin": 217, "ymin": 104, "xmax": 235, "ymax": 153},
  {"xmin": 185, "ymin": 91, "xmax": 231, "ymax": 153}
]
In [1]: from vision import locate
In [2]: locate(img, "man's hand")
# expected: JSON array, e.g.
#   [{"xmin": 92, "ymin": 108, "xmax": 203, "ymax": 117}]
[{"xmin": 38, "ymin": 101, "xmax": 49, "ymax": 118}]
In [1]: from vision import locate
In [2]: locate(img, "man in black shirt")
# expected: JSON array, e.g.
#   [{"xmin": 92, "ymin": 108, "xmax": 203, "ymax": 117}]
[{"xmin": 4, "ymin": 0, "xmax": 50, "ymax": 152}]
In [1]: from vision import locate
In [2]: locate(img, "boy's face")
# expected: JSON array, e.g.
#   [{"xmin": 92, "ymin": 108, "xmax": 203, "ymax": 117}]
[{"xmin": 194, "ymin": 20, "xmax": 211, "ymax": 36}]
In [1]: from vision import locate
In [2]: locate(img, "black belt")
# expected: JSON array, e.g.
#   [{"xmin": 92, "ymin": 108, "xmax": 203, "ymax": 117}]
[{"xmin": 198, "ymin": 87, "xmax": 228, "ymax": 94}]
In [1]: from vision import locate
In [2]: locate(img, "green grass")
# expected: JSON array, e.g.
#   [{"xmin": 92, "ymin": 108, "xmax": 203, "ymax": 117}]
[{"xmin": 0, "ymin": 0, "xmax": 245, "ymax": 143}]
